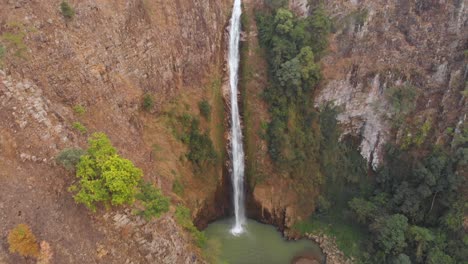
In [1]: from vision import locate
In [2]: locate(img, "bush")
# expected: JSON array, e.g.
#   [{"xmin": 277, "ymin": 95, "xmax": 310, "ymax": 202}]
[
  {"xmin": 70, "ymin": 133, "xmax": 142, "ymax": 211},
  {"xmin": 385, "ymin": 84, "xmax": 419, "ymax": 125},
  {"xmin": 172, "ymin": 178, "xmax": 184, "ymax": 196},
  {"xmin": 7, "ymin": 224, "xmax": 39, "ymax": 258},
  {"xmin": 198, "ymin": 99, "xmax": 211, "ymax": 120},
  {"xmin": 73, "ymin": 105, "xmax": 86, "ymax": 115},
  {"xmin": 56, "ymin": 148, "xmax": 86, "ymax": 171},
  {"xmin": 135, "ymin": 181, "xmax": 170, "ymax": 220},
  {"xmin": 72, "ymin": 122, "xmax": 87, "ymax": 134},
  {"xmin": 60, "ymin": 1, "xmax": 75, "ymax": 19},
  {"xmin": 142, "ymin": 94, "xmax": 154, "ymax": 112},
  {"xmin": 0, "ymin": 44, "xmax": 5, "ymax": 63},
  {"xmin": 178, "ymin": 116, "xmax": 217, "ymax": 168},
  {"xmin": 175, "ymin": 205, "xmax": 207, "ymax": 248}
]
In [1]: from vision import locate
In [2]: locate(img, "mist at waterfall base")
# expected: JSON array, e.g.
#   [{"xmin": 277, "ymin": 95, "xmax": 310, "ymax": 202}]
[{"xmin": 205, "ymin": 219, "xmax": 324, "ymax": 264}]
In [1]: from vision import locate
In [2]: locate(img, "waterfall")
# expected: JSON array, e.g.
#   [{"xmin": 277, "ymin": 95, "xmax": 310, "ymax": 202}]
[{"xmin": 228, "ymin": 0, "xmax": 245, "ymax": 236}]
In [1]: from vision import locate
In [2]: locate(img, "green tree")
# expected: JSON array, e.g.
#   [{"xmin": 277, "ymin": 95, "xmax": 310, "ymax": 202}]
[
  {"xmin": 408, "ymin": 226, "xmax": 434, "ymax": 261},
  {"xmin": 370, "ymin": 214, "xmax": 408, "ymax": 255},
  {"xmin": 56, "ymin": 148, "xmax": 86, "ymax": 171},
  {"xmin": 274, "ymin": 8, "xmax": 294, "ymax": 35},
  {"xmin": 198, "ymin": 99, "xmax": 211, "ymax": 120},
  {"xmin": 306, "ymin": 6, "xmax": 331, "ymax": 54},
  {"xmin": 142, "ymin": 94, "xmax": 154, "ymax": 112},
  {"xmin": 60, "ymin": 1, "xmax": 75, "ymax": 19},
  {"xmin": 71, "ymin": 133, "xmax": 142, "ymax": 211},
  {"xmin": 391, "ymin": 254, "xmax": 411, "ymax": 264},
  {"xmin": 426, "ymin": 248, "xmax": 454, "ymax": 264},
  {"xmin": 135, "ymin": 181, "xmax": 170, "ymax": 220},
  {"xmin": 175, "ymin": 205, "xmax": 207, "ymax": 248},
  {"xmin": 349, "ymin": 197, "xmax": 377, "ymax": 224}
]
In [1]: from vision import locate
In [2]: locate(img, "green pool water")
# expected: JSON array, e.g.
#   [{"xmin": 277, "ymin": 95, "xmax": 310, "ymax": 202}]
[{"xmin": 204, "ymin": 218, "xmax": 324, "ymax": 264}]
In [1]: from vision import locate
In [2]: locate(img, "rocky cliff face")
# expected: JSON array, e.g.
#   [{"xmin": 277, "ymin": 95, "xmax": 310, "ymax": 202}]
[
  {"xmin": 242, "ymin": 0, "xmax": 467, "ymax": 230},
  {"xmin": 0, "ymin": 0, "xmax": 230, "ymax": 263},
  {"xmin": 316, "ymin": 0, "xmax": 467, "ymax": 168}
]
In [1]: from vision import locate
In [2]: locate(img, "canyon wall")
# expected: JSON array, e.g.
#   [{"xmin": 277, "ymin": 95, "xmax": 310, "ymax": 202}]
[
  {"xmin": 0, "ymin": 0, "xmax": 231, "ymax": 263},
  {"xmin": 243, "ymin": 0, "xmax": 467, "ymax": 229},
  {"xmin": 316, "ymin": 0, "xmax": 467, "ymax": 168}
]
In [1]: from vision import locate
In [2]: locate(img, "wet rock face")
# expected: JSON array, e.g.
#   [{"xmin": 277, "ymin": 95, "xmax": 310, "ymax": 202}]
[{"xmin": 315, "ymin": 0, "xmax": 467, "ymax": 167}]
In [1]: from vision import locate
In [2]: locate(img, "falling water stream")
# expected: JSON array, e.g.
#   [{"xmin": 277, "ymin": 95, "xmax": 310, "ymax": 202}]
[
  {"xmin": 206, "ymin": 0, "xmax": 324, "ymax": 262},
  {"xmin": 228, "ymin": 0, "xmax": 246, "ymax": 235}
]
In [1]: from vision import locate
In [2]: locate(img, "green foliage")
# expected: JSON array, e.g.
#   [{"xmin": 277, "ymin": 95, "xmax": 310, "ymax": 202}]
[
  {"xmin": 0, "ymin": 44, "xmax": 5, "ymax": 66},
  {"xmin": 407, "ymin": 226, "xmax": 434, "ymax": 261},
  {"xmin": 370, "ymin": 214, "xmax": 408, "ymax": 255},
  {"xmin": 72, "ymin": 121, "xmax": 87, "ymax": 134},
  {"xmin": 391, "ymin": 254, "xmax": 411, "ymax": 264},
  {"xmin": 73, "ymin": 105, "xmax": 86, "ymax": 115},
  {"xmin": 293, "ymin": 215, "xmax": 369, "ymax": 259},
  {"xmin": 315, "ymin": 195, "xmax": 331, "ymax": 214},
  {"xmin": 71, "ymin": 133, "xmax": 142, "ymax": 211},
  {"xmin": 172, "ymin": 178, "xmax": 184, "ymax": 196},
  {"xmin": 349, "ymin": 197, "xmax": 377, "ymax": 224},
  {"xmin": 1, "ymin": 24, "xmax": 27, "ymax": 58},
  {"xmin": 342, "ymin": 142, "xmax": 466, "ymax": 263},
  {"xmin": 175, "ymin": 205, "xmax": 207, "ymax": 248},
  {"xmin": 264, "ymin": 0, "xmax": 288, "ymax": 9},
  {"xmin": 135, "ymin": 181, "xmax": 170, "ymax": 220},
  {"xmin": 142, "ymin": 94, "xmax": 154, "ymax": 112},
  {"xmin": 256, "ymin": 6, "xmax": 334, "ymax": 187},
  {"xmin": 56, "ymin": 148, "xmax": 86, "ymax": 171},
  {"xmin": 400, "ymin": 118, "xmax": 432, "ymax": 150},
  {"xmin": 60, "ymin": 1, "xmax": 75, "ymax": 19},
  {"xmin": 385, "ymin": 84, "xmax": 419, "ymax": 125},
  {"xmin": 426, "ymin": 248, "xmax": 455, "ymax": 264},
  {"xmin": 7, "ymin": 224, "xmax": 39, "ymax": 258},
  {"xmin": 198, "ymin": 99, "xmax": 211, "ymax": 120},
  {"xmin": 177, "ymin": 115, "xmax": 217, "ymax": 168}
]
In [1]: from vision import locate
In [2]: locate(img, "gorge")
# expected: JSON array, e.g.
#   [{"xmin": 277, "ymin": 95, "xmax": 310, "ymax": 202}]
[{"xmin": 0, "ymin": 0, "xmax": 466, "ymax": 264}]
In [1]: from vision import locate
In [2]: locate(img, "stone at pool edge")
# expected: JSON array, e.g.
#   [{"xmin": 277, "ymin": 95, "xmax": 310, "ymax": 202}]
[{"xmin": 291, "ymin": 256, "xmax": 320, "ymax": 264}]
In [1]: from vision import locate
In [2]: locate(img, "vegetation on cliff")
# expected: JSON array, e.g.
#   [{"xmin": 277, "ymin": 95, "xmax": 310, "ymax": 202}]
[
  {"xmin": 256, "ymin": 2, "xmax": 466, "ymax": 264},
  {"xmin": 256, "ymin": 5, "xmax": 332, "ymax": 188}
]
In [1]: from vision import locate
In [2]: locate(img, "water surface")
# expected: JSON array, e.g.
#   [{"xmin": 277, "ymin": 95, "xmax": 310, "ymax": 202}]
[{"xmin": 204, "ymin": 218, "xmax": 323, "ymax": 264}]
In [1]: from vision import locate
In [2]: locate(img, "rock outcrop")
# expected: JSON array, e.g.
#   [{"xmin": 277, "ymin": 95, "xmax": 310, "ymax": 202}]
[{"xmin": 316, "ymin": 0, "xmax": 467, "ymax": 168}]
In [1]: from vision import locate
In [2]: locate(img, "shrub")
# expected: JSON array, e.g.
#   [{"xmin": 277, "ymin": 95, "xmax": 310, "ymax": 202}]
[
  {"xmin": 385, "ymin": 84, "xmax": 419, "ymax": 125},
  {"xmin": 198, "ymin": 99, "xmax": 211, "ymax": 120},
  {"xmin": 172, "ymin": 178, "xmax": 184, "ymax": 196},
  {"xmin": 178, "ymin": 116, "xmax": 217, "ymax": 168},
  {"xmin": 7, "ymin": 224, "xmax": 39, "ymax": 258},
  {"xmin": 316, "ymin": 195, "xmax": 331, "ymax": 213},
  {"xmin": 60, "ymin": 1, "xmax": 75, "ymax": 19},
  {"xmin": 73, "ymin": 105, "xmax": 86, "ymax": 115},
  {"xmin": 72, "ymin": 122, "xmax": 87, "ymax": 134},
  {"xmin": 175, "ymin": 205, "xmax": 207, "ymax": 248},
  {"xmin": 0, "ymin": 44, "xmax": 5, "ymax": 63},
  {"xmin": 142, "ymin": 94, "xmax": 154, "ymax": 112},
  {"xmin": 135, "ymin": 181, "xmax": 170, "ymax": 220},
  {"xmin": 1, "ymin": 31, "xmax": 26, "ymax": 58},
  {"xmin": 70, "ymin": 133, "xmax": 142, "ymax": 211},
  {"xmin": 56, "ymin": 148, "xmax": 86, "ymax": 171}
]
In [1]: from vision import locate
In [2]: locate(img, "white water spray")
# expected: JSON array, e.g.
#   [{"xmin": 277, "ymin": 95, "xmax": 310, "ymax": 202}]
[{"xmin": 228, "ymin": 0, "xmax": 245, "ymax": 236}]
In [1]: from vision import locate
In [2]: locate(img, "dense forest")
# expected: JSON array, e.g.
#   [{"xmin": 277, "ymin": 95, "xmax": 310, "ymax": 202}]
[{"xmin": 256, "ymin": 1, "xmax": 467, "ymax": 263}]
